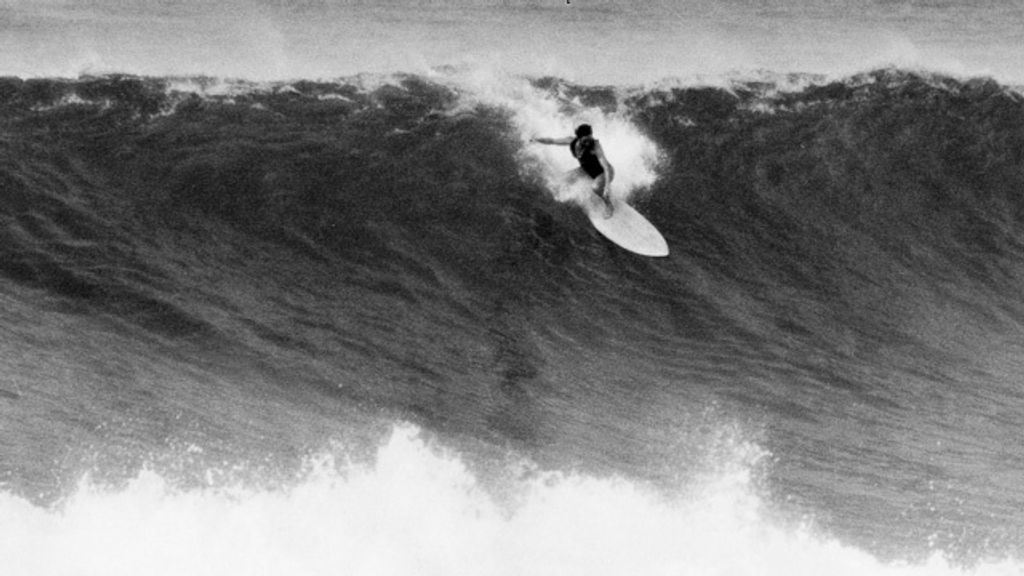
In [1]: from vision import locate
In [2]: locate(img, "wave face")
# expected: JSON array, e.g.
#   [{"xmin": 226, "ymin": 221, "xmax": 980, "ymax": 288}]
[{"xmin": 2, "ymin": 70, "xmax": 1024, "ymax": 574}]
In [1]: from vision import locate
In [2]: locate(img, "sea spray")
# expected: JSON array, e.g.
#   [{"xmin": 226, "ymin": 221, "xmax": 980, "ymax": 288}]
[
  {"xmin": 433, "ymin": 67, "xmax": 663, "ymax": 204},
  {"xmin": 2, "ymin": 425, "xmax": 1019, "ymax": 576}
]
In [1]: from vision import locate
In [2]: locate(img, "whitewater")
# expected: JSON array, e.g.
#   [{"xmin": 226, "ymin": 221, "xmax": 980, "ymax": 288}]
[{"xmin": 4, "ymin": 1, "xmax": 1024, "ymax": 575}]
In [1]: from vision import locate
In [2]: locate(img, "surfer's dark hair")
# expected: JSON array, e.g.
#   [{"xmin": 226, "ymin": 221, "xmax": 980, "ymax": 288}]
[{"xmin": 575, "ymin": 124, "xmax": 593, "ymax": 137}]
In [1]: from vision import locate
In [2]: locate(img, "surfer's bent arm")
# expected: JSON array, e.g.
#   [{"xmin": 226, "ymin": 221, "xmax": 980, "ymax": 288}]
[{"xmin": 530, "ymin": 136, "xmax": 573, "ymax": 145}]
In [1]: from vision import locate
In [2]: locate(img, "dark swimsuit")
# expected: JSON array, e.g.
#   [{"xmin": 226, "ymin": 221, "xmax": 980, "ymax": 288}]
[{"xmin": 570, "ymin": 137, "xmax": 604, "ymax": 179}]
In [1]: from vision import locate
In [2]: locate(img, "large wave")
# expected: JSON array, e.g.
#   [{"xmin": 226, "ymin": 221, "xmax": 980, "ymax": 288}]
[
  {"xmin": 4, "ymin": 70, "xmax": 1024, "ymax": 353},
  {"xmin": 3, "ymin": 69, "xmax": 1024, "ymax": 570}
]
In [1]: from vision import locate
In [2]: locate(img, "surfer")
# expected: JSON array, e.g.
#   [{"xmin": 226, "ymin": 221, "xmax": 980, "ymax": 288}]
[{"xmin": 531, "ymin": 124, "xmax": 615, "ymax": 217}]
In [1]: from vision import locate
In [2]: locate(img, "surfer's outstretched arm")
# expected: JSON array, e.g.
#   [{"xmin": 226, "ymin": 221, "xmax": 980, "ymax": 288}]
[{"xmin": 530, "ymin": 136, "xmax": 574, "ymax": 145}]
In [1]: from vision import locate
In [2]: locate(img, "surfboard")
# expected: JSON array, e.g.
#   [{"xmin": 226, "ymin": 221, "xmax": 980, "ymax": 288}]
[{"xmin": 583, "ymin": 193, "xmax": 669, "ymax": 257}]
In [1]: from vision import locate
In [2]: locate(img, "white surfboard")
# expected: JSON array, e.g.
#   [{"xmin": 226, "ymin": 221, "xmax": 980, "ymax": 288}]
[{"xmin": 583, "ymin": 193, "xmax": 669, "ymax": 257}]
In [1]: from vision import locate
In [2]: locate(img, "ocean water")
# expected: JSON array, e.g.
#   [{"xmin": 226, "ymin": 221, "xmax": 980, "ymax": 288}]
[
  {"xmin": 4, "ymin": 0, "xmax": 1024, "ymax": 83},
  {"xmin": 3, "ymin": 1, "xmax": 1024, "ymax": 575}
]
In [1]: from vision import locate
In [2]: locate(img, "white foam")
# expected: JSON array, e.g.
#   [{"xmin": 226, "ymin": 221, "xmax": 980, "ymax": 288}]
[
  {"xmin": 0, "ymin": 424, "xmax": 1018, "ymax": 576},
  {"xmin": 438, "ymin": 68, "xmax": 663, "ymax": 205}
]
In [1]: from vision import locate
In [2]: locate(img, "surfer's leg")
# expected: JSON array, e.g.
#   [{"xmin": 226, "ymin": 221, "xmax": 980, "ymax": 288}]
[
  {"xmin": 593, "ymin": 173, "xmax": 613, "ymax": 218},
  {"xmin": 564, "ymin": 167, "xmax": 587, "ymax": 186}
]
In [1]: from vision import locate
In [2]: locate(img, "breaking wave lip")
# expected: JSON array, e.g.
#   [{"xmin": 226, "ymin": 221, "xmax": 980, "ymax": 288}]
[
  {"xmin": 1, "ymin": 424, "xmax": 1018, "ymax": 576},
  {"xmin": 4, "ymin": 65, "xmax": 1017, "ymax": 118}
]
